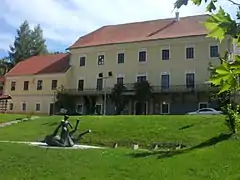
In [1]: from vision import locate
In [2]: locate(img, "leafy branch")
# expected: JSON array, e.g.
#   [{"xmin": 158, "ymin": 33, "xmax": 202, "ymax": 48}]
[
  {"xmin": 175, "ymin": 0, "xmax": 240, "ymax": 133},
  {"xmin": 228, "ymin": 0, "xmax": 240, "ymax": 6}
]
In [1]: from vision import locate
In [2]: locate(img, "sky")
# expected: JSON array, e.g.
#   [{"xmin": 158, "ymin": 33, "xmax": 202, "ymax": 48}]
[{"xmin": 0, "ymin": 0, "xmax": 237, "ymax": 58}]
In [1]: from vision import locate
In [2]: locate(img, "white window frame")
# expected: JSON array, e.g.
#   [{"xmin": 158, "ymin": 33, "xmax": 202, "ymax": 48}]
[
  {"xmin": 161, "ymin": 102, "xmax": 170, "ymax": 114},
  {"xmin": 35, "ymin": 102, "xmax": 41, "ymax": 112},
  {"xmin": 136, "ymin": 73, "xmax": 148, "ymax": 82},
  {"xmin": 116, "ymin": 50, "xmax": 125, "ymax": 64},
  {"xmin": 79, "ymin": 54, "xmax": 87, "ymax": 67},
  {"xmin": 21, "ymin": 102, "xmax": 27, "ymax": 111},
  {"xmin": 185, "ymin": 45, "xmax": 195, "ymax": 60},
  {"xmin": 51, "ymin": 79, "xmax": 58, "ymax": 90},
  {"xmin": 37, "ymin": 80, "xmax": 43, "ymax": 90},
  {"xmin": 116, "ymin": 74, "xmax": 124, "ymax": 84},
  {"xmin": 97, "ymin": 52, "xmax": 105, "ymax": 65},
  {"xmin": 96, "ymin": 74, "xmax": 104, "ymax": 90},
  {"xmin": 161, "ymin": 45, "xmax": 171, "ymax": 60},
  {"xmin": 198, "ymin": 102, "xmax": 209, "ymax": 109},
  {"xmin": 11, "ymin": 81, "xmax": 16, "ymax": 91},
  {"xmin": 76, "ymin": 104, "xmax": 84, "ymax": 114},
  {"xmin": 209, "ymin": 44, "xmax": 219, "ymax": 59},
  {"xmin": 77, "ymin": 77, "xmax": 85, "ymax": 90},
  {"xmin": 95, "ymin": 103, "xmax": 103, "ymax": 114},
  {"xmin": 185, "ymin": 70, "xmax": 196, "ymax": 88},
  {"xmin": 138, "ymin": 48, "xmax": 147, "ymax": 63},
  {"xmin": 9, "ymin": 102, "xmax": 14, "ymax": 111},
  {"xmin": 161, "ymin": 72, "xmax": 170, "ymax": 88}
]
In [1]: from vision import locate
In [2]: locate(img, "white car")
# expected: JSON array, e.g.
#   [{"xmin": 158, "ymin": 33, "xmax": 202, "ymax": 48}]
[{"xmin": 186, "ymin": 108, "xmax": 223, "ymax": 115}]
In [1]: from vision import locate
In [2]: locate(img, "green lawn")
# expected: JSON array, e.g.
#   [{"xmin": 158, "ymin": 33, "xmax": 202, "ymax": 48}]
[
  {"xmin": 0, "ymin": 113, "xmax": 28, "ymax": 123},
  {"xmin": 0, "ymin": 115, "xmax": 239, "ymax": 180},
  {"xmin": 0, "ymin": 115, "xmax": 228, "ymax": 147}
]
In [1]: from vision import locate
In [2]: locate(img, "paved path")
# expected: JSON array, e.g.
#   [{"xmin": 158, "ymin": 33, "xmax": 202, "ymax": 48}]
[
  {"xmin": 0, "ymin": 140, "xmax": 105, "ymax": 150},
  {"xmin": 0, "ymin": 116, "xmax": 40, "ymax": 128}
]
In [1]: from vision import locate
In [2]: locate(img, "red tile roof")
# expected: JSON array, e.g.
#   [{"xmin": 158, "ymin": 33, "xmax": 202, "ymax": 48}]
[
  {"xmin": 6, "ymin": 53, "xmax": 70, "ymax": 77},
  {"xmin": 68, "ymin": 14, "xmax": 209, "ymax": 49}
]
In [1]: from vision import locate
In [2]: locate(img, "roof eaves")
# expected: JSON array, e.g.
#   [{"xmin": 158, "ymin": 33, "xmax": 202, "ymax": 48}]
[{"xmin": 67, "ymin": 34, "xmax": 208, "ymax": 50}]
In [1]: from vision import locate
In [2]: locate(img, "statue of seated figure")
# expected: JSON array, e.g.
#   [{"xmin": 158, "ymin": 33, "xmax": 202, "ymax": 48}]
[{"xmin": 42, "ymin": 115, "xmax": 91, "ymax": 147}]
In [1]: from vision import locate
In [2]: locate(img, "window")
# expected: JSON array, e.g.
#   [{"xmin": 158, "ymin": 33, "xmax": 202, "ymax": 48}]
[
  {"xmin": 138, "ymin": 50, "xmax": 147, "ymax": 62},
  {"xmin": 98, "ymin": 54, "xmax": 104, "ymax": 65},
  {"xmin": 210, "ymin": 45, "xmax": 219, "ymax": 58},
  {"xmin": 22, "ymin": 103, "xmax": 26, "ymax": 111},
  {"xmin": 199, "ymin": 102, "xmax": 208, "ymax": 109},
  {"xmin": 35, "ymin": 103, "xmax": 41, "ymax": 111},
  {"xmin": 161, "ymin": 74, "xmax": 169, "ymax": 89},
  {"xmin": 51, "ymin": 80, "xmax": 58, "ymax": 90},
  {"xmin": 186, "ymin": 47, "xmax": 194, "ymax": 59},
  {"xmin": 95, "ymin": 104, "xmax": 102, "ymax": 115},
  {"xmin": 137, "ymin": 75, "xmax": 147, "ymax": 82},
  {"xmin": 117, "ymin": 53, "xmax": 125, "ymax": 64},
  {"xmin": 78, "ymin": 79, "xmax": 84, "ymax": 91},
  {"xmin": 76, "ymin": 104, "xmax": 83, "ymax": 114},
  {"xmin": 96, "ymin": 78, "xmax": 103, "ymax": 90},
  {"xmin": 162, "ymin": 49, "xmax": 170, "ymax": 60},
  {"xmin": 23, "ymin": 81, "xmax": 29, "ymax": 90},
  {"xmin": 117, "ymin": 77, "xmax": 124, "ymax": 84},
  {"xmin": 80, "ymin": 56, "xmax": 86, "ymax": 66},
  {"xmin": 11, "ymin": 81, "xmax": 16, "ymax": 91},
  {"xmin": 37, "ymin": 80, "xmax": 43, "ymax": 90},
  {"xmin": 186, "ymin": 73, "xmax": 195, "ymax": 88},
  {"xmin": 161, "ymin": 103, "xmax": 170, "ymax": 114},
  {"xmin": 9, "ymin": 103, "xmax": 13, "ymax": 110}
]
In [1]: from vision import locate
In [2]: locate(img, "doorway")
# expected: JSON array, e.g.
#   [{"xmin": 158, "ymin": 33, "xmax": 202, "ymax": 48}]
[
  {"xmin": 49, "ymin": 103, "xmax": 54, "ymax": 115},
  {"xmin": 135, "ymin": 102, "xmax": 147, "ymax": 115}
]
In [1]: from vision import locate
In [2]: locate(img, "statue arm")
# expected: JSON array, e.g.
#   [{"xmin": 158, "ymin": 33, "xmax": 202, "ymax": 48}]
[
  {"xmin": 52, "ymin": 123, "xmax": 62, "ymax": 136},
  {"xmin": 68, "ymin": 122, "xmax": 73, "ymax": 129}
]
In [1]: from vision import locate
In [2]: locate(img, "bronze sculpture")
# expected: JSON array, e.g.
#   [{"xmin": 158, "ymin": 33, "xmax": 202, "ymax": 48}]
[{"xmin": 41, "ymin": 115, "xmax": 91, "ymax": 147}]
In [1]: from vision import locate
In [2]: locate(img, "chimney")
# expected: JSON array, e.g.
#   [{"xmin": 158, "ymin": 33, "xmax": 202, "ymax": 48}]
[{"xmin": 175, "ymin": 11, "xmax": 180, "ymax": 21}]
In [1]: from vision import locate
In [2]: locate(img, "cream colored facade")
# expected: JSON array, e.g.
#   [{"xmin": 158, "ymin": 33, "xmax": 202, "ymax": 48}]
[
  {"xmin": 69, "ymin": 36, "xmax": 228, "ymax": 88},
  {"xmin": 67, "ymin": 35, "xmax": 229, "ymax": 114},
  {"xmin": 4, "ymin": 70, "xmax": 71, "ymax": 114},
  {"xmin": 3, "ymin": 35, "xmax": 231, "ymax": 115}
]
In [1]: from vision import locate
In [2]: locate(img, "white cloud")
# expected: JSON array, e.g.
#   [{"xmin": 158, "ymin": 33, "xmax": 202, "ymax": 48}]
[
  {"xmin": 0, "ymin": 0, "xmax": 237, "ymax": 53},
  {"xmin": 0, "ymin": 33, "xmax": 14, "ymax": 54}
]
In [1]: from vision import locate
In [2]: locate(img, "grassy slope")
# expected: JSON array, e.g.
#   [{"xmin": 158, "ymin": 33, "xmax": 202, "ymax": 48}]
[
  {"xmin": 0, "ymin": 115, "xmax": 239, "ymax": 180},
  {"xmin": 0, "ymin": 140, "xmax": 240, "ymax": 180},
  {"xmin": 0, "ymin": 114, "xmax": 28, "ymax": 123},
  {"xmin": 0, "ymin": 115, "xmax": 228, "ymax": 148}
]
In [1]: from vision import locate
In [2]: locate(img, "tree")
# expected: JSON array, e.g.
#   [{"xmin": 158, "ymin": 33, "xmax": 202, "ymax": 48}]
[
  {"xmin": 208, "ymin": 61, "xmax": 231, "ymax": 112},
  {"xmin": 9, "ymin": 21, "xmax": 48, "ymax": 65},
  {"xmin": 134, "ymin": 81, "xmax": 153, "ymax": 115},
  {"xmin": 30, "ymin": 24, "xmax": 48, "ymax": 56},
  {"xmin": 110, "ymin": 83, "xmax": 128, "ymax": 115},
  {"xmin": 0, "ymin": 56, "xmax": 14, "ymax": 74},
  {"xmin": 175, "ymin": 0, "xmax": 240, "ymax": 133}
]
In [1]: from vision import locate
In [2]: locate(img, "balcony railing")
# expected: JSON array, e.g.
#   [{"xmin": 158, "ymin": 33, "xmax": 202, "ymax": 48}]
[{"xmin": 60, "ymin": 83, "xmax": 218, "ymax": 96}]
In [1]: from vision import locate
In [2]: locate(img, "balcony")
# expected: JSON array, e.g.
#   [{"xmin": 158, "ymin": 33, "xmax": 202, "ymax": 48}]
[
  {"xmin": 60, "ymin": 88, "xmax": 112, "ymax": 96},
  {"xmin": 124, "ymin": 83, "xmax": 218, "ymax": 93},
  {"xmin": 60, "ymin": 83, "xmax": 218, "ymax": 96}
]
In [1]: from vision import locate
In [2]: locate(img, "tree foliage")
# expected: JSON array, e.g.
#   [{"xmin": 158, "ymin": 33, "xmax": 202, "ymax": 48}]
[
  {"xmin": 9, "ymin": 20, "xmax": 48, "ymax": 65},
  {"xmin": 134, "ymin": 81, "xmax": 153, "ymax": 114},
  {"xmin": 110, "ymin": 83, "xmax": 128, "ymax": 115},
  {"xmin": 175, "ymin": 0, "xmax": 240, "ymax": 133},
  {"xmin": 0, "ymin": 56, "xmax": 13, "ymax": 75}
]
